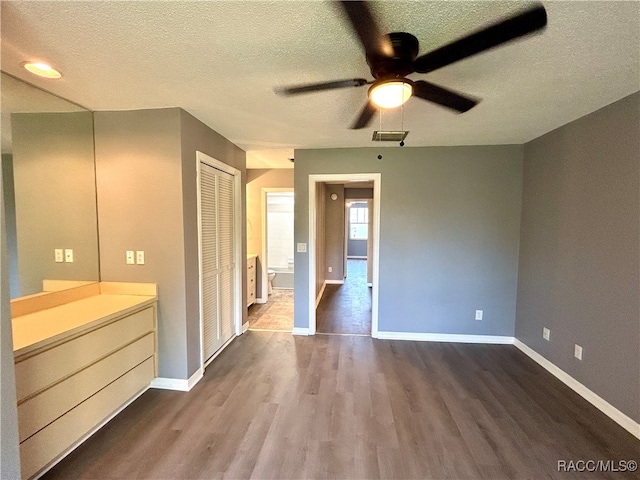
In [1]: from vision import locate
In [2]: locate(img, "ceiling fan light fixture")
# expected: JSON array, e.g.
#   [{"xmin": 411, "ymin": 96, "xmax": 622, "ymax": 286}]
[
  {"xmin": 369, "ymin": 80, "xmax": 412, "ymax": 109},
  {"xmin": 23, "ymin": 62, "xmax": 62, "ymax": 79}
]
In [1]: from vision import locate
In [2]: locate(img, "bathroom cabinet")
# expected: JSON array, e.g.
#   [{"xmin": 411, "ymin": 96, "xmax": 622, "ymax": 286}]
[{"xmin": 247, "ymin": 255, "xmax": 257, "ymax": 306}]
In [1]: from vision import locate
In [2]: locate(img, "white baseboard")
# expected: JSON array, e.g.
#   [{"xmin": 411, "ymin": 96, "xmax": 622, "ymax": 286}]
[
  {"xmin": 292, "ymin": 327, "xmax": 310, "ymax": 336},
  {"xmin": 315, "ymin": 281, "xmax": 327, "ymax": 308},
  {"xmin": 242, "ymin": 321, "xmax": 249, "ymax": 333},
  {"xmin": 256, "ymin": 297, "xmax": 267, "ymax": 304},
  {"xmin": 376, "ymin": 331, "xmax": 514, "ymax": 344},
  {"xmin": 514, "ymin": 339, "xmax": 640, "ymax": 440},
  {"xmin": 325, "ymin": 279, "xmax": 345, "ymax": 285},
  {"xmin": 150, "ymin": 367, "xmax": 203, "ymax": 392}
]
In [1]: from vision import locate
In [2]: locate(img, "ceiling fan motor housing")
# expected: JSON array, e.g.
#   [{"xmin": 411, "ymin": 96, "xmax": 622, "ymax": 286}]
[
  {"xmin": 276, "ymin": 2, "xmax": 547, "ymax": 129},
  {"xmin": 366, "ymin": 32, "xmax": 419, "ymax": 79}
]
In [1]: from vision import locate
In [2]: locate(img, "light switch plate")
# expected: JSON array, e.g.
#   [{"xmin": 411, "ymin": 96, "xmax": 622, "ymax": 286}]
[
  {"xmin": 136, "ymin": 250, "xmax": 145, "ymax": 265},
  {"xmin": 297, "ymin": 243, "xmax": 307, "ymax": 253},
  {"xmin": 126, "ymin": 251, "xmax": 135, "ymax": 265},
  {"xmin": 64, "ymin": 249, "xmax": 74, "ymax": 263},
  {"xmin": 55, "ymin": 249, "xmax": 64, "ymax": 263},
  {"xmin": 574, "ymin": 344, "xmax": 583, "ymax": 360},
  {"xmin": 543, "ymin": 327, "xmax": 550, "ymax": 341}
]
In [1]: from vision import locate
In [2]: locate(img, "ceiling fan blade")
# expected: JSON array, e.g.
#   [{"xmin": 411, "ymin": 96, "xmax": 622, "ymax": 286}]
[
  {"xmin": 275, "ymin": 78, "xmax": 369, "ymax": 95},
  {"xmin": 351, "ymin": 101, "xmax": 377, "ymax": 129},
  {"xmin": 339, "ymin": 1, "xmax": 394, "ymax": 58},
  {"xmin": 414, "ymin": 4, "xmax": 547, "ymax": 74},
  {"xmin": 412, "ymin": 80, "xmax": 479, "ymax": 113}
]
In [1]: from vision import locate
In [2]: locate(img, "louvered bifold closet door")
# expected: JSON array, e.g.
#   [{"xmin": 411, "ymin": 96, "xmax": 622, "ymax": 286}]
[
  {"xmin": 217, "ymin": 172, "xmax": 235, "ymax": 343},
  {"xmin": 200, "ymin": 163, "xmax": 235, "ymax": 363}
]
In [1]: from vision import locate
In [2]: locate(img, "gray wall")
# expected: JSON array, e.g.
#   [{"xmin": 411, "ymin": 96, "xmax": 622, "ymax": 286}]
[
  {"xmin": 246, "ymin": 169, "xmax": 294, "ymax": 296},
  {"xmin": 325, "ymin": 184, "xmax": 345, "ymax": 282},
  {"xmin": 1, "ymin": 163, "xmax": 21, "ymax": 479},
  {"xmin": 345, "ymin": 188, "xmax": 373, "ymax": 200},
  {"xmin": 12, "ymin": 112, "xmax": 99, "ymax": 296},
  {"xmin": 516, "ymin": 92, "xmax": 640, "ymax": 423},
  {"xmin": 2, "ymin": 154, "xmax": 19, "ymax": 298},
  {"xmin": 294, "ymin": 146, "xmax": 524, "ymax": 334},
  {"xmin": 94, "ymin": 108, "xmax": 246, "ymax": 381},
  {"xmin": 95, "ymin": 108, "xmax": 186, "ymax": 379}
]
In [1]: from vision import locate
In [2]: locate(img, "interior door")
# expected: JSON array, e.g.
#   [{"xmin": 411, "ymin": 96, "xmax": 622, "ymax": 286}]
[{"xmin": 200, "ymin": 162, "xmax": 235, "ymax": 363}]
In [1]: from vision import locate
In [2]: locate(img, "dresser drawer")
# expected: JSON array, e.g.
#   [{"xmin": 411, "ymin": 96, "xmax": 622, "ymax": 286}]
[
  {"xmin": 18, "ymin": 333, "xmax": 154, "ymax": 442},
  {"xmin": 15, "ymin": 307, "xmax": 154, "ymax": 401},
  {"xmin": 20, "ymin": 357, "xmax": 154, "ymax": 480}
]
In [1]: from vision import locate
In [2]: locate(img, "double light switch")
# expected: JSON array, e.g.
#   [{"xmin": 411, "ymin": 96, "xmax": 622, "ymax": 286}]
[{"xmin": 126, "ymin": 250, "xmax": 145, "ymax": 265}]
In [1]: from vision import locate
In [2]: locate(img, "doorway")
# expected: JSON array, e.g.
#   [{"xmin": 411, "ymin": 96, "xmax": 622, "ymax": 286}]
[
  {"xmin": 258, "ymin": 188, "xmax": 294, "ymax": 301},
  {"xmin": 307, "ymin": 173, "xmax": 381, "ymax": 337},
  {"xmin": 265, "ymin": 191, "xmax": 294, "ymax": 290}
]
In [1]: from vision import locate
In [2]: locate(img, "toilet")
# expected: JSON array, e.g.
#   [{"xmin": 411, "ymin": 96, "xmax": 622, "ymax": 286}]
[{"xmin": 267, "ymin": 270, "xmax": 276, "ymax": 294}]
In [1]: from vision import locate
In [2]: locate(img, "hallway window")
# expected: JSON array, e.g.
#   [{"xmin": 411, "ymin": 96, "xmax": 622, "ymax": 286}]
[{"xmin": 349, "ymin": 206, "xmax": 368, "ymax": 240}]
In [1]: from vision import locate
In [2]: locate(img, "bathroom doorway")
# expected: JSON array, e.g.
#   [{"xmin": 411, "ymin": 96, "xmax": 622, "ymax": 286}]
[{"xmin": 263, "ymin": 189, "xmax": 294, "ymax": 296}]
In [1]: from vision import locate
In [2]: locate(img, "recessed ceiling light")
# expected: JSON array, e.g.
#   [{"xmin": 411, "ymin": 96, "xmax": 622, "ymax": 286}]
[{"xmin": 23, "ymin": 62, "xmax": 62, "ymax": 79}]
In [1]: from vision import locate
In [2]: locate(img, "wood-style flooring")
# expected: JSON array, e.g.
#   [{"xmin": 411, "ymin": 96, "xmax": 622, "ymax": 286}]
[
  {"xmin": 317, "ymin": 259, "xmax": 371, "ymax": 335},
  {"xmin": 43, "ymin": 332, "xmax": 640, "ymax": 479}
]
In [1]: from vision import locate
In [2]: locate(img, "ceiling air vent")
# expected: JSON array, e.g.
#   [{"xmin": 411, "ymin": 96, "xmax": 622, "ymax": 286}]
[{"xmin": 372, "ymin": 130, "xmax": 409, "ymax": 142}]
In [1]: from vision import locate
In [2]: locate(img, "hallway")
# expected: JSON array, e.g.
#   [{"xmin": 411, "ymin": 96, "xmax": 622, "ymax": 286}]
[{"xmin": 317, "ymin": 259, "xmax": 371, "ymax": 335}]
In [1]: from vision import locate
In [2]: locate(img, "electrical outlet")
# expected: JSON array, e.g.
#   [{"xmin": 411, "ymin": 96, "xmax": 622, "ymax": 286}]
[
  {"xmin": 136, "ymin": 250, "xmax": 145, "ymax": 265},
  {"xmin": 297, "ymin": 243, "xmax": 307, "ymax": 253},
  {"xmin": 126, "ymin": 250, "xmax": 135, "ymax": 265},
  {"xmin": 574, "ymin": 344, "xmax": 583, "ymax": 360},
  {"xmin": 64, "ymin": 249, "xmax": 74, "ymax": 263},
  {"xmin": 55, "ymin": 249, "xmax": 64, "ymax": 263},
  {"xmin": 328, "ymin": 266, "xmax": 332, "ymax": 273},
  {"xmin": 543, "ymin": 327, "xmax": 550, "ymax": 341},
  {"xmin": 475, "ymin": 310, "xmax": 483, "ymax": 321}
]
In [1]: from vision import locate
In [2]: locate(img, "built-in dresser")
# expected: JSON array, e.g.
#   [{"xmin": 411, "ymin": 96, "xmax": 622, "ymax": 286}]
[{"xmin": 11, "ymin": 281, "xmax": 158, "ymax": 479}]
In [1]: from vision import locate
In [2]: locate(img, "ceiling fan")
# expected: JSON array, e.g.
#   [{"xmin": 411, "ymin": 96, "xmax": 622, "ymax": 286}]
[{"xmin": 275, "ymin": 1, "xmax": 547, "ymax": 129}]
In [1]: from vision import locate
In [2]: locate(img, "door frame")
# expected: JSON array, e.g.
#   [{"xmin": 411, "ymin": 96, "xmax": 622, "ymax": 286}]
[
  {"xmin": 307, "ymin": 173, "xmax": 381, "ymax": 336},
  {"xmin": 259, "ymin": 187, "xmax": 294, "ymax": 303},
  {"xmin": 196, "ymin": 151, "xmax": 243, "ymax": 369}
]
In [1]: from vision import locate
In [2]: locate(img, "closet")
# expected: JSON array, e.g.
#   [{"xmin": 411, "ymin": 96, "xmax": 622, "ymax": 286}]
[{"xmin": 199, "ymin": 159, "xmax": 236, "ymax": 364}]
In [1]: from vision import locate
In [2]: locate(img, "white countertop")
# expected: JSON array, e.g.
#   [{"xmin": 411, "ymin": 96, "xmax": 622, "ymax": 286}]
[{"xmin": 13, "ymin": 294, "xmax": 156, "ymax": 357}]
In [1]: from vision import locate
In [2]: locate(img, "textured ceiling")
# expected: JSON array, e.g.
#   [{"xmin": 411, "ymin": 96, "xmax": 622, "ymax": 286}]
[{"xmin": 2, "ymin": 1, "xmax": 639, "ymax": 168}]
